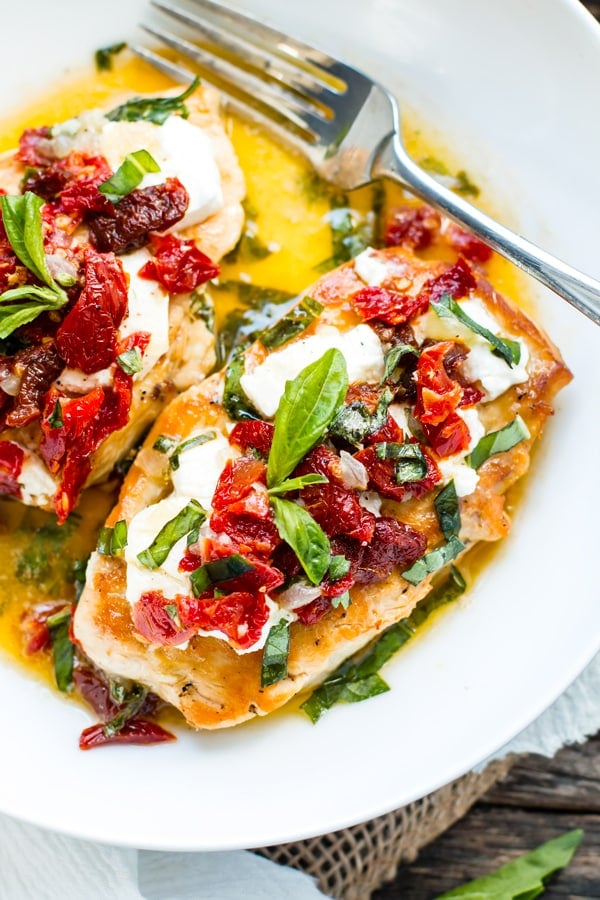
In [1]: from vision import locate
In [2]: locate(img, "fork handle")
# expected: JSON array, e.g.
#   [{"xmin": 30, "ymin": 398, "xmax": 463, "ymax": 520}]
[{"xmin": 373, "ymin": 133, "xmax": 600, "ymax": 326}]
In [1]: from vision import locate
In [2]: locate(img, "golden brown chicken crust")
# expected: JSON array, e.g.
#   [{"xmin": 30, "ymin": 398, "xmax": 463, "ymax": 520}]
[{"xmin": 74, "ymin": 246, "xmax": 572, "ymax": 729}]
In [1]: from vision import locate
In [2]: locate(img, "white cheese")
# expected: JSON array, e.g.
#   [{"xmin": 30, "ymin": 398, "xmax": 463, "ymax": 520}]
[
  {"xmin": 240, "ymin": 324, "xmax": 385, "ymax": 419},
  {"xmin": 389, "ymin": 403, "xmax": 413, "ymax": 436},
  {"xmin": 170, "ymin": 431, "xmax": 236, "ymax": 510},
  {"xmin": 353, "ymin": 248, "xmax": 389, "ymax": 286},
  {"xmin": 460, "ymin": 339, "xmax": 530, "ymax": 401},
  {"xmin": 358, "ymin": 491, "xmax": 383, "ymax": 516},
  {"xmin": 19, "ymin": 451, "xmax": 57, "ymax": 507},
  {"xmin": 436, "ymin": 408, "xmax": 485, "ymax": 498},
  {"xmin": 118, "ymin": 249, "xmax": 170, "ymax": 377},
  {"xmin": 54, "ymin": 366, "xmax": 114, "ymax": 394}
]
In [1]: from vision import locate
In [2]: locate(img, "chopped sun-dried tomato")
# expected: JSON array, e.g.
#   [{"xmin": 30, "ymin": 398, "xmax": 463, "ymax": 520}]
[
  {"xmin": 228, "ymin": 420, "xmax": 275, "ymax": 457},
  {"xmin": 79, "ymin": 718, "xmax": 175, "ymax": 750},
  {"xmin": 210, "ymin": 506, "xmax": 281, "ymax": 558},
  {"xmin": 56, "ymin": 248, "xmax": 129, "ymax": 373},
  {"xmin": 422, "ymin": 413, "xmax": 471, "ymax": 457},
  {"xmin": 3, "ymin": 342, "xmax": 63, "ymax": 428},
  {"xmin": 88, "ymin": 178, "xmax": 189, "ymax": 255},
  {"xmin": 132, "ymin": 591, "xmax": 196, "ymax": 646},
  {"xmin": 20, "ymin": 602, "xmax": 67, "ymax": 655},
  {"xmin": 40, "ymin": 387, "xmax": 105, "ymax": 475},
  {"xmin": 295, "ymin": 595, "xmax": 332, "ymax": 626},
  {"xmin": 385, "ymin": 204, "xmax": 441, "ymax": 251},
  {"xmin": 212, "ymin": 457, "xmax": 266, "ymax": 510},
  {"xmin": 442, "ymin": 221, "xmax": 493, "ymax": 263},
  {"xmin": 73, "ymin": 665, "xmax": 161, "ymax": 721},
  {"xmin": 17, "ymin": 127, "xmax": 54, "ymax": 167},
  {"xmin": 352, "ymin": 285, "xmax": 430, "ymax": 326},
  {"xmin": 364, "ymin": 413, "xmax": 404, "ymax": 446},
  {"xmin": 0, "ymin": 440, "xmax": 25, "ymax": 499},
  {"xmin": 139, "ymin": 233, "xmax": 220, "ymax": 294},
  {"xmin": 178, "ymin": 590, "xmax": 270, "ymax": 650},
  {"xmin": 353, "ymin": 518, "xmax": 427, "ymax": 583},
  {"xmin": 413, "ymin": 341, "xmax": 463, "ymax": 425},
  {"xmin": 419, "ymin": 256, "xmax": 476, "ymax": 305},
  {"xmin": 355, "ymin": 444, "xmax": 441, "ymax": 502}
]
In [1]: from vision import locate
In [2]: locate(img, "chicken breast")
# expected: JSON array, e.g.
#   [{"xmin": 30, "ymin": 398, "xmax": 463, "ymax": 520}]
[{"xmin": 74, "ymin": 246, "xmax": 571, "ymax": 729}]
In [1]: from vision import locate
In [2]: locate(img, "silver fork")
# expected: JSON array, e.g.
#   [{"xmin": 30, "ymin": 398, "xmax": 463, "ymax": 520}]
[{"xmin": 131, "ymin": 0, "xmax": 600, "ymax": 326}]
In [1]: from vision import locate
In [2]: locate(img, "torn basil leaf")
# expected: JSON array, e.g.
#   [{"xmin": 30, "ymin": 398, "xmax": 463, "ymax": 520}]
[
  {"xmin": 153, "ymin": 434, "xmax": 178, "ymax": 455},
  {"xmin": 261, "ymin": 618, "xmax": 291, "ymax": 687},
  {"xmin": 267, "ymin": 348, "xmax": 348, "ymax": 488},
  {"xmin": 380, "ymin": 343, "xmax": 419, "ymax": 385},
  {"xmin": 95, "ymin": 41, "xmax": 127, "ymax": 72},
  {"xmin": 331, "ymin": 591, "xmax": 351, "ymax": 610},
  {"xmin": 467, "ymin": 415, "xmax": 530, "ymax": 470},
  {"xmin": 190, "ymin": 554, "xmax": 254, "ymax": 597},
  {"xmin": 271, "ymin": 497, "xmax": 330, "ymax": 585},
  {"xmin": 97, "ymin": 520, "xmax": 128, "ymax": 556},
  {"xmin": 329, "ymin": 388, "xmax": 393, "ymax": 446},
  {"xmin": 169, "ymin": 431, "xmax": 217, "ymax": 471},
  {"xmin": 432, "ymin": 293, "xmax": 521, "ymax": 367},
  {"xmin": 47, "ymin": 607, "xmax": 74, "ymax": 693},
  {"xmin": 103, "ymin": 684, "xmax": 147, "ymax": 738},
  {"xmin": 258, "ymin": 296, "xmax": 323, "ymax": 350},
  {"xmin": 434, "ymin": 480, "xmax": 461, "ymax": 541},
  {"xmin": 329, "ymin": 555, "xmax": 351, "ymax": 581},
  {"xmin": 317, "ymin": 206, "xmax": 373, "ymax": 271},
  {"xmin": 401, "ymin": 535, "xmax": 465, "ymax": 586},
  {"xmin": 267, "ymin": 473, "xmax": 328, "ymax": 497},
  {"xmin": 137, "ymin": 500, "xmax": 207, "ymax": 569},
  {"xmin": 107, "ymin": 77, "xmax": 200, "ymax": 125},
  {"xmin": 98, "ymin": 149, "xmax": 160, "ymax": 203},
  {"xmin": 48, "ymin": 399, "xmax": 63, "ymax": 429},
  {"xmin": 223, "ymin": 355, "xmax": 261, "ymax": 422},
  {"xmin": 116, "ymin": 347, "xmax": 143, "ymax": 375},
  {"xmin": 375, "ymin": 441, "xmax": 427, "ymax": 483}
]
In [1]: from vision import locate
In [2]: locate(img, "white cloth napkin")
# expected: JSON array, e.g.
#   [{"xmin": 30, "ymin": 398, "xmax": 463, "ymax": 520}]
[{"xmin": 1, "ymin": 653, "xmax": 598, "ymax": 900}]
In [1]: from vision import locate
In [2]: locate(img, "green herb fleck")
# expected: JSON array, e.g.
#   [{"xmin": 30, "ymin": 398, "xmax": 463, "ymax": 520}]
[
  {"xmin": 169, "ymin": 431, "xmax": 217, "ymax": 471},
  {"xmin": 103, "ymin": 684, "xmax": 147, "ymax": 738},
  {"xmin": 107, "ymin": 77, "xmax": 200, "ymax": 126},
  {"xmin": 222, "ymin": 355, "xmax": 261, "ymax": 422},
  {"xmin": 97, "ymin": 520, "xmax": 128, "ymax": 556},
  {"xmin": 137, "ymin": 500, "xmax": 207, "ymax": 569},
  {"xmin": 258, "ymin": 296, "xmax": 323, "ymax": 350},
  {"xmin": 95, "ymin": 42, "xmax": 127, "ymax": 72},
  {"xmin": 261, "ymin": 618, "xmax": 291, "ymax": 687},
  {"xmin": 328, "ymin": 555, "xmax": 351, "ymax": 581},
  {"xmin": 48, "ymin": 399, "xmax": 63, "ymax": 429},
  {"xmin": 190, "ymin": 554, "xmax": 254, "ymax": 597},
  {"xmin": 375, "ymin": 441, "xmax": 427, "ymax": 484},
  {"xmin": 329, "ymin": 388, "xmax": 392, "ymax": 446},
  {"xmin": 47, "ymin": 607, "xmax": 74, "ymax": 693},
  {"xmin": 98, "ymin": 149, "xmax": 160, "ymax": 204},
  {"xmin": 116, "ymin": 347, "xmax": 143, "ymax": 375},
  {"xmin": 467, "ymin": 415, "xmax": 530, "ymax": 470},
  {"xmin": 401, "ymin": 535, "xmax": 465, "ymax": 586},
  {"xmin": 434, "ymin": 480, "xmax": 461, "ymax": 540}
]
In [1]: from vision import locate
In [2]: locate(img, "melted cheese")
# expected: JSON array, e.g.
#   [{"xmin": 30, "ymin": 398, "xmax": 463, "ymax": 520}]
[
  {"xmin": 118, "ymin": 249, "xmax": 170, "ymax": 377},
  {"xmin": 19, "ymin": 450, "xmax": 57, "ymax": 507},
  {"xmin": 353, "ymin": 248, "xmax": 389, "ymax": 286}
]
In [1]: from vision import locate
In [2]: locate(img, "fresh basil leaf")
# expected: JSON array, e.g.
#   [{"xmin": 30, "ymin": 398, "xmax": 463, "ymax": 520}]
[
  {"xmin": 0, "ymin": 294, "xmax": 65, "ymax": 339},
  {"xmin": 468, "ymin": 415, "xmax": 530, "ymax": 470},
  {"xmin": 301, "ymin": 566, "xmax": 466, "ymax": 722},
  {"xmin": 98, "ymin": 149, "xmax": 160, "ymax": 203},
  {"xmin": 434, "ymin": 480, "xmax": 461, "ymax": 540},
  {"xmin": 267, "ymin": 348, "xmax": 349, "ymax": 487},
  {"xmin": 223, "ymin": 355, "xmax": 261, "ymax": 422},
  {"xmin": 48, "ymin": 399, "xmax": 63, "ymax": 429},
  {"xmin": 329, "ymin": 388, "xmax": 392, "ymax": 446},
  {"xmin": 103, "ymin": 684, "xmax": 147, "ymax": 738},
  {"xmin": 331, "ymin": 590, "xmax": 351, "ymax": 610},
  {"xmin": 47, "ymin": 607, "xmax": 74, "ymax": 693},
  {"xmin": 261, "ymin": 618, "xmax": 291, "ymax": 687},
  {"xmin": 116, "ymin": 347, "xmax": 143, "ymax": 375},
  {"xmin": 435, "ymin": 828, "xmax": 584, "ymax": 899},
  {"xmin": 380, "ymin": 343, "xmax": 419, "ymax": 385},
  {"xmin": 375, "ymin": 441, "xmax": 427, "ymax": 483},
  {"xmin": 97, "ymin": 520, "xmax": 128, "ymax": 556},
  {"xmin": 107, "ymin": 77, "xmax": 200, "ymax": 125},
  {"xmin": 137, "ymin": 500, "xmax": 206, "ymax": 569},
  {"xmin": 329, "ymin": 554, "xmax": 351, "ymax": 581},
  {"xmin": 402, "ymin": 535, "xmax": 465, "ymax": 586},
  {"xmin": 15, "ymin": 516, "xmax": 78, "ymax": 588},
  {"xmin": 267, "ymin": 473, "xmax": 328, "ymax": 496},
  {"xmin": 271, "ymin": 496, "xmax": 331, "ymax": 585},
  {"xmin": 72, "ymin": 556, "xmax": 88, "ymax": 602},
  {"xmin": 432, "ymin": 293, "xmax": 521, "ymax": 367},
  {"xmin": 153, "ymin": 434, "xmax": 178, "ymax": 455},
  {"xmin": 190, "ymin": 554, "xmax": 254, "ymax": 597},
  {"xmin": 258, "ymin": 297, "xmax": 323, "ymax": 350},
  {"xmin": 95, "ymin": 41, "xmax": 127, "ymax": 72},
  {"xmin": 317, "ymin": 207, "xmax": 373, "ymax": 271},
  {"xmin": 169, "ymin": 431, "xmax": 217, "ymax": 471}
]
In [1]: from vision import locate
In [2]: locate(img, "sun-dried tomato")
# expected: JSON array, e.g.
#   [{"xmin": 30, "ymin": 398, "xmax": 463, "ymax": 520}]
[
  {"xmin": 40, "ymin": 387, "xmax": 105, "ymax": 475},
  {"xmin": 363, "ymin": 413, "xmax": 404, "ymax": 445},
  {"xmin": 0, "ymin": 440, "xmax": 25, "ymax": 499},
  {"xmin": 132, "ymin": 591, "xmax": 196, "ymax": 646},
  {"xmin": 210, "ymin": 508, "xmax": 281, "ymax": 558},
  {"xmin": 56, "ymin": 248, "xmax": 128, "ymax": 373},
  {"xmin": 459, "ymin": 385, "xmax": 484, "ymax": 408},
  {"xmin": 79, "ymin": 718, "xmax": 176, "ymax": 750},
  {"xmin": 413, "ymin": 342, "xmax": 463, "ymax": 425},
  {"xmin": 355, "ymin": 444, "xmax": 441, "ymax": 502},
  {"xmin": 385, "ymin": 205, "xmax": 441, "ymax": 251},
  {"xmin": 295, "ymin": 595, "xmax": 332, "ymax": 626},
  {"xmin": 320, "ymin": 571, "xmax": 355, "ymax": 600},
  {"xmin": 442, "ymin": 221, "xmax": 493, "ymax": 263},
  {"xmin": 422, "ymin": 413, "xmax": 471, "ymax": 457},
  {"xmin": 190, "ymin": 556, "xmax": 284, "ymax": 597},
  {"xmin": 88, "ymin": 178, "xmax": 189, "ymax": 254},
  {"xmin": 20, "ymin": 602, "xmax": 66, "ymax": 655},
  {"xmin": 3, "ymin": 342, "xmax": 63, "ymax": 428},
  {"xmin": 178, "ymin": 590, "xmax": 270, "ymax": 650},
  {"xmin": 353, "ymin": 518, "xmax": 427, "ymax": 584},
  {"xmin": 419, "ymin": 256, "xmax": 476, "ymax": 305},
  {"xmin": 352, "ymin": 285, "xmax": 430, "ymax": 326},
  {"xmin": 139, "ymin": 233, "xmax": 220, "ymax": 294},
  {"xmin": 17, "ymin": 127, "xmax": 54, "ymax": 167},
  {"xmin": 228, "ymin": 420, "xmax": 274, "ymax": 457},
  {"xmin": 212, "ymin": 457, "xmax": 266, "ymax": 510},
  {"xmin": 73, "ymin": 665, "xmax": 160, "ymax": 721}
]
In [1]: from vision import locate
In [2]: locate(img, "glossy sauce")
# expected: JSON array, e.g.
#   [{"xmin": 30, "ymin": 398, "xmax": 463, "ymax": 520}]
[{"xmin": 0, "ymin": 55, "xmax": 528, "ymax": 692}]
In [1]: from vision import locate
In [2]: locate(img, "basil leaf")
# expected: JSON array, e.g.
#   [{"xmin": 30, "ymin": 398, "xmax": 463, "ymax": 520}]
[
  {"xmin": 434, "ymin": 480, "xmax": 460, "ymax": 540},
  {"xmin": 380, "ymin": 343, "xmax": 419, "ymax": 385},
  {"xmin": 223, "ymin": 355, "xmax": 261, "ymax": 422},
  {"xmin": 467, "ymin": 415, "xmax": 530, "ymax": 470},
  {"xmin": 402, "ymin": 535, "xmax": 465, "ymax": 586},
  {"xmin": 435, "ymin": 828, "xmax": 583, "ymax": 899},
  {"xmin": 258, "ymin": 297, "xmax": 323, "ymax": 350},
  {"xmin": 95, "ymin": 41, "xmax": 127, "ymax": 72},
  {"xmin": 107, "ymin": 77, "xmax": 200, "ymax": 125},
  {"xmin": 103, "ymin": 684, "xmax": 147, "ymax": 738},
  {"xmin": 261, "ymin": 618, "xmax": 291, "ymax": 687},
  {"xmin": 267, "ymin": 348, "xmax": 349, "ymax": 488},
  {"xmin": 331, "ymin": 590, "xmax": 351, "ymax": 610},
  {"xmin": 375, "ymin": 441, "xmax": 427, "ymax": 483},
  {"xmin": 267, "ymin": 473, "xmax": 328, "ymax": 496},
  {"xmin": 225, "ymin": 219, "xmax": 272, "ymax": 263},
  {"xmin": 190, "ymin": 554, "xmax": 254, "ymax": 597},
  {"xmin": 98, "ymin": 149, "xmax": 160, "ymax": 203},
  {"xmin": 137, "ymin": 500, "xmax": 207, "ymax": 569},
  {"xmin": 432, "ymin": 293, "xmax": 521, "ymax": 367},
  {"xmin": 329, "ymin": 388, "xmax": 392, "ymax": 446},
  {"xmin": 47, "ymin": 607, "xmax": 74, "ymax": 693},
  {"xmin": 271, "ymin": 497, "xmax": 331, "ymax": 585},
  {"xmin": 97, "ymin": 520, "xmax": 128, "ymax": 556},
  {"xmin": 48, "ymin": 399, "xmax": 63, "ymax": 429},
  {"xmin": 302, "ymin": 566, "xmax": 466, "ymax": 722},
  {"xmin": 329, "ymin": 554, "xmax": 350, "ymax": 581},
  {"xmin": 153, "ymin": 434, "xmax": 178, "ymax": 454},
  {"xmin": 317, "ymin": 207, "xmax": 373, "ymax": 271},
  {"xmin": 170, "ymin": 431, "xmax": 217, "ymax": 471},
  {"xmin": 116, "ymin": 347, "xmax": 143, "ymax": 374}
]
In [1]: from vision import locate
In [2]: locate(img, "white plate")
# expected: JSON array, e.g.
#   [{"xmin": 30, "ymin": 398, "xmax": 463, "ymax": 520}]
[{"xmin": 1, "ymin": 0, "xmax": 599, "ymax": 851}]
